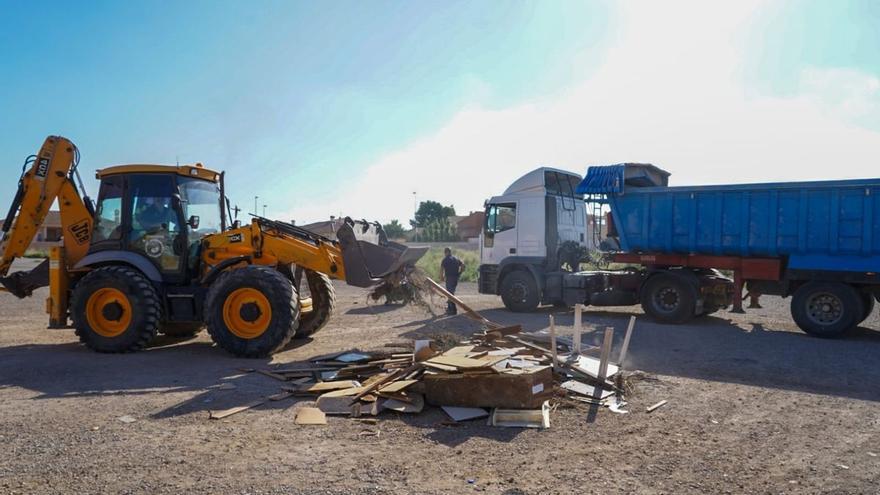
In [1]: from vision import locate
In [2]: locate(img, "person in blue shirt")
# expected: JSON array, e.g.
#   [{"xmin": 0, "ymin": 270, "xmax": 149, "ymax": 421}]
[{"xmin": 439, "ymin": 247, "xmax": 465, "ymax": 315}]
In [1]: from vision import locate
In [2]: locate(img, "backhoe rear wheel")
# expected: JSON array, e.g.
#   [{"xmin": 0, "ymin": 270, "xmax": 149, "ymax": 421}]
[
  {"xmin": 295, "ymin": 270, "xmax": 336, "ymax": 338},
  {"xmin": 71, "ymin": 265, "xmax": 162, "ymax": 353},
  {"xmin": 205, "ymin": 265, "xmax": 300, "ymax": 358}
]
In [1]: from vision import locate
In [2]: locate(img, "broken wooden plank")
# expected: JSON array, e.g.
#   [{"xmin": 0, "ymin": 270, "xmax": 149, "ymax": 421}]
[
  {"xmin": 574, "ymin": 304, "xmax": 583, "ymax": 354},
  {"xmin": 646, "ymin": 400, "xmax": 668, "ymax": 413},
  {"xmin": 423, "ymin": 278, "xmax": 501, "ymax": 329},
  {"xmin": 618, "ymin": 316, "xmax": 636, "ymax": 368},
  {"xmin": 294, "ymin": 407, "xmax": 327, "ymax": 425},
  {"xmin": 209, "ymin": 399, "xmax": 266, "ymax": 420},
  {"xmin": 596, "ymin": 327, "xmax": 614, "ymax": 383},
  {"xmin": 349, "ymin": 363, "xmax": 421, "ymax": 404},
  {"xmin": 377, "ymin": 379, "xmax": 418, "ymax": 394},
  {"xmin": 422, "ymin": 361, "xmax": 459, "ymax": 372},
  {"xmin": 549, "ymin": 315, "xmax": 558, "ymax": 368},
  {"xmin": 298, "ymin": 380, "xmax": 361, "ymax": 393},
  {"xmin": 426, "ymin": 355, "xmax": 504, "ymax": 370}
]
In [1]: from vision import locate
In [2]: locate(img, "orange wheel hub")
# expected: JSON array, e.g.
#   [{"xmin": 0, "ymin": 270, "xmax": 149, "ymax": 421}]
[
  {"xmin": 85, "ymin": 288, "xmax": 132, "ymax": 337},
  {"xmin": 222, "ymin": 287, "xmax": 272, "ymax": 339}
]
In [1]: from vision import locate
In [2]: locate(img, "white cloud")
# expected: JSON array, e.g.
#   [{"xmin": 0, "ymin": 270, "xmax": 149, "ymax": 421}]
[
  {"xmin": 285, "ymin": 1, "xmax": 880, "ymax": 225},
  {"xmin": 799, "ymin": 66, "xmax": 880, "ymax": 127}
]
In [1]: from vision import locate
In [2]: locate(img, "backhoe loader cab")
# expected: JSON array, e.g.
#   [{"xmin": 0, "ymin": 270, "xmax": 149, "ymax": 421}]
[
  {"xmin": 0, "ymin": 136, "xmax": 426, "ymax": 358},
  {"xmin": 89, "ymin": 164, "xmax": 224, "ymax": 282}
]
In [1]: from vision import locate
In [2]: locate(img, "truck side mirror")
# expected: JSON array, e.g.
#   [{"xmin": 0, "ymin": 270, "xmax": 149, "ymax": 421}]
[{"xmin": 187, "ymin": 215, "xmax": 200, "ymax": 230}]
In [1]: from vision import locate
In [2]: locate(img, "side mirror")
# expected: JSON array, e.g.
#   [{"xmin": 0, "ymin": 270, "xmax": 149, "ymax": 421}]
[{"xmin": 187, "ymin": 215, "xmax": 200, "ymax": 230}]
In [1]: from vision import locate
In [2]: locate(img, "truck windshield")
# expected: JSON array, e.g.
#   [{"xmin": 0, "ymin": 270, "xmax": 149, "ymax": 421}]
[{"xmin": 179, "ymin": 177, "xmax": 222, "ymax": 236}]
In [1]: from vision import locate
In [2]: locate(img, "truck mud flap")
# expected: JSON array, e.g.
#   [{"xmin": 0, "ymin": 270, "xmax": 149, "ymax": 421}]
[{"xmin": 336, "ymin": 219, "xmax": 428, "ymax": 288}]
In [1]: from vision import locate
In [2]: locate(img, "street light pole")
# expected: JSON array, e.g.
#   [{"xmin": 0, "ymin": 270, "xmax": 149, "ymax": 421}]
[
  {"xmin": 263, "ymin": 204, "xmax": 267, "ymax": 217},
  {"xmin": 412, "ymin": 191, "xmax": 417, "ymax": 242},
  {"xmin": 254, "ymin": 196, "xmax": 258, "ymax": 216}
]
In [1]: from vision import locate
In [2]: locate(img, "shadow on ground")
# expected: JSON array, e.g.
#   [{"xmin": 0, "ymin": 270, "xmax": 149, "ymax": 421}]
[{"xmin": 0, "ymin": 333, "xmax": 324, "ymax": 418}]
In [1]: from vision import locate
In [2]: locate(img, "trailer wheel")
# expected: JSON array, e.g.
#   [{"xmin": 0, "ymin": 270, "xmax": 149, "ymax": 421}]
[
  {"xmin": 71, "ymin": 265, "xmax": 162, "ymax": 353},
  {"xmin": 500, "ymin": 270, "xmax": 540, "ymax": 312},
  {"xmin": 640, "ymin": 272, "xmax": 697, "ymax": 324},
  {"xmin": 859, "ymin": 292, "xmax": 875, "ymax": 324},
  {"xmin": 205, "ymin": 266, "xmax": 300, "ymax": 357},
  {"xmin": 791, "ymin": 282, "xmax": 863, "ymax": 338}
]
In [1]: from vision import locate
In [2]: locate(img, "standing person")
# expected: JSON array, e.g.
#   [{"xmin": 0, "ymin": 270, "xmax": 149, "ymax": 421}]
[{"xmin": 439, "ymin": 247, "xmax": 465, "ymax": 315}]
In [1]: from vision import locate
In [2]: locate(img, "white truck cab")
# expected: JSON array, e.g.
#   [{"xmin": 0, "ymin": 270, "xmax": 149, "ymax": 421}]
[{"xmin": 479, "ymin": 167, "xmax": 592, "ymax": 311}]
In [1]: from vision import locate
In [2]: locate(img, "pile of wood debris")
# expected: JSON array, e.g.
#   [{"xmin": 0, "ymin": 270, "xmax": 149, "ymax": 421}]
[
  {"xmin": 210, "ymin": 276, "xmax": 637, "ymax": 426},
  {"xmin": 211, "ymin": 320, "xmax": 633, "ymax": 427}
]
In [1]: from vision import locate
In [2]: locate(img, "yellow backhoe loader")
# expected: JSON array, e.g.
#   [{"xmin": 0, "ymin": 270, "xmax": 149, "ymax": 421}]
[{"xmin": 0, "ymin": 136, "xmax": 426, "ymax": 357}]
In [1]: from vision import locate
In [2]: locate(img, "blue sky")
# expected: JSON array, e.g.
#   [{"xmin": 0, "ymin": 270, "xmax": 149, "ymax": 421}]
[{"xmin": 1, "ymin": 1, "xmax": 879, "ymax": 223}]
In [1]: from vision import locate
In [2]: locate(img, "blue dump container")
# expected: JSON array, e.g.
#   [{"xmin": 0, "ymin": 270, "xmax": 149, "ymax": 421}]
[{"xmin": 577, "ymin": 164, "xmax": 880, "ymax": 274}]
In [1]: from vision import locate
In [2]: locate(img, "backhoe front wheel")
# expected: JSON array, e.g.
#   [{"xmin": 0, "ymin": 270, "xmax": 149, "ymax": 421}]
[
  {"xmin": 205, "ymin": 266, "xmax": 300, "ymax": 358},
  {"xmin": 71, "ymin": 266, "xmax": 162, "ymax": 353},
  {"xmin": 295, "ymin": 270, "xmax": 336, "ymax": 338}
]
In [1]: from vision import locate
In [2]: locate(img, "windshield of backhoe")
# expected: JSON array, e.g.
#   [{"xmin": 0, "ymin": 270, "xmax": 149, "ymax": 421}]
[{"xmin": 179, "ymin": 177, "xmax": 222, "ymax": 237}]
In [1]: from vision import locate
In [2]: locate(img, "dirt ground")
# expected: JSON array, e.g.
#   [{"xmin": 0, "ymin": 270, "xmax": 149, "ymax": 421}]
[{"xmin": 1, "ymin": 259, "xmax": 879, "ymax": 495}]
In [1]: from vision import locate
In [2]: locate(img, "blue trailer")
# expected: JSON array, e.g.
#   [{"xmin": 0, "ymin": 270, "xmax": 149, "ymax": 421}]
[{"xmin": 576, "ymin": 163, "xmax": 880, "ymax": 337}]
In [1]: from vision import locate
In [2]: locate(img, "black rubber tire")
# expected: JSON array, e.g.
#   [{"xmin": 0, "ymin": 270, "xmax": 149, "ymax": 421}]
[
  {"xmin": 640, "ymin": 272, "xmax": 698, "ymax": 324},
  {"xmin": 160, "ymin": 322, "xmax": 205, "ymax": 337},
  {"xmin": 205, "ymin": 265, "xmax": 300, "ymax": 358},
  {"xmin": 859, "ymin": 292, "xmax": 875, "ymax": 324},
  {"xmin": 295, "ymin": 270, "xmax": 336, "ymax": 338},
  {"xmin": 500, "ymin": 270, "xmax": 540, "ymax": 312},
  {"xmin": 71, "ymin": 265, "xmax": 162, "ymax": 353},
  {"xmin": 792, "ymin": 282, "xmax": 863, "ymax": 338}
]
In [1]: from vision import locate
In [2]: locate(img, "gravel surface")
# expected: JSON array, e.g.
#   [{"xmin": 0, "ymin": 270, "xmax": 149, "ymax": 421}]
[{"xmin": 1, "ymin": 259, "xmax": 879, "ymax": 494}]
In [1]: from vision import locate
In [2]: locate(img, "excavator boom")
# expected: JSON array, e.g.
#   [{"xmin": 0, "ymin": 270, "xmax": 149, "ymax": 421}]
[{"xmin": 0, "ymin": 136, "xmax": 93, "ymax": 296}]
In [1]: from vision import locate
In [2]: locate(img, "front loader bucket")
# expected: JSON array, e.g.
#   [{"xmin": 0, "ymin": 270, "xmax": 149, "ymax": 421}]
[{"xmin": 336, "ymin": 218, "xmax": 428, "ymax": 288}]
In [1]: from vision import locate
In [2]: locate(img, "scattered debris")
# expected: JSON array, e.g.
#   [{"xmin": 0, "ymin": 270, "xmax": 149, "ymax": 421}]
[
  {"xmin": 117, "ymin": 415, "xmax": 136, "ymax": 424},
  {"xmin": 489, "ymin": 401, "xmax": 551, "ymax": 429},
  {"xmin": 294, "ymin": 407, "xmax": 327, "ymax": 425},
  {"xmin": 607, "ymin": 397, "xmax": 629, "ymax": 414},
  {"xmin": 214, "ymin": 284, "xmax": 642, "ymax": 429},
  {"xmin": 442, "ymin": 406, "xmax": 489, "ymax": 422},
  {"xmin": 209, "ymin": 398, "xmax": 267, "ymax": 420},
  {"xmin": 646, "ymin": 400, "xmax": 668, "ymax": 413}
]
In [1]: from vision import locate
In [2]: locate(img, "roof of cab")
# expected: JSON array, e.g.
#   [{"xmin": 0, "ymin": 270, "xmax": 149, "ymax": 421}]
[{"xmin": 95, "ymin": 163, "xmax": 221, "ymax": 182}]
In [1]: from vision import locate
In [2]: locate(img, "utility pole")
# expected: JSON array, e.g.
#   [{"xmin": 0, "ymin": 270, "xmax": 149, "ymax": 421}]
[
  {"xmin": 412, "ymin": 191, "xmax": 417, "ymax": 242},
  {"xmin": 254, "ymin": 196, "xmax": 258, "ymax": 216},
  {"xmin": 263, "ymin": 204, "xmax": 267, "ymax": 217}
]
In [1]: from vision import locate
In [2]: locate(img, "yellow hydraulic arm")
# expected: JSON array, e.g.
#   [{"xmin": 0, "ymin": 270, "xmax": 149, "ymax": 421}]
[{"xmin": 0, "ymin": 136, "xmax": 94, "ymax": 297}]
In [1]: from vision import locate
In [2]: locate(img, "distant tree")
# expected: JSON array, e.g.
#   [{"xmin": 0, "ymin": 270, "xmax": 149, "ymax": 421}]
[
  {"xmin": 382, "ymin": 219, "xmax": 406, "ymax": 239},
  {"xmin": 421, "ymin": 218, "xmax": 459, "ymax": 242},
  {"xmin": 410, "ymin": 200, "xmax": 455, "ymax": 228}
]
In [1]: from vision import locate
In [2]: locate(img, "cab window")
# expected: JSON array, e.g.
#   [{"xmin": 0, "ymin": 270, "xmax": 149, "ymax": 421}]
[
  {"xmin": 127, "ymin": 174, "xmax": 182, "ymax": 273},
  {"xmin": 486, "ymin": 203, "xmax": 516, "ymax": 234},
  {"xmin": 179, "ymin": 177, "xmax": 222, "ymax": 237},
  {"xmin": 93, "ymin": 176, "xmax": 123, "ymax": 242}
]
